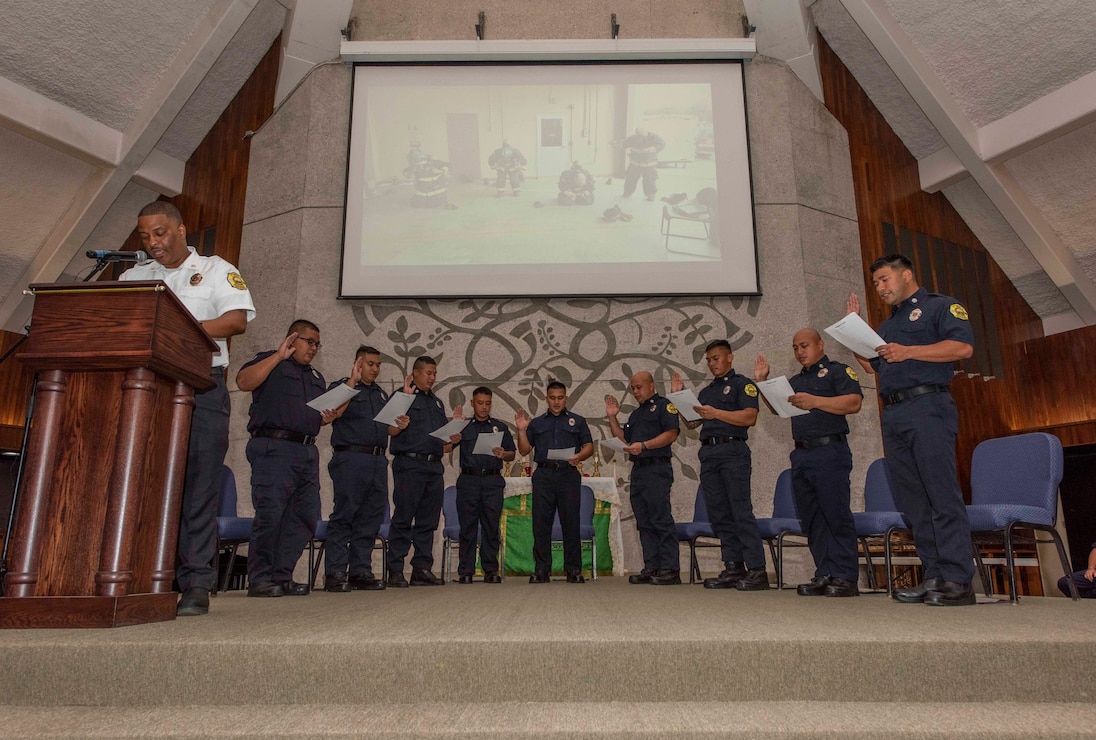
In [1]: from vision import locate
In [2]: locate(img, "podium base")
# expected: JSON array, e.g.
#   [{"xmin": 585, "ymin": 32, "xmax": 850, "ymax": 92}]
[{"xmin": 0, "ymin": 592, "xmax": 177, "ymax": 629}]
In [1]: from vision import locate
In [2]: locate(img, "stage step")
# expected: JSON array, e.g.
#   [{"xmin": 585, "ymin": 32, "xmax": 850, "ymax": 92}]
[{"xmin": 1, "ymin": 702, "xmax": 1095, "ymax": 738}]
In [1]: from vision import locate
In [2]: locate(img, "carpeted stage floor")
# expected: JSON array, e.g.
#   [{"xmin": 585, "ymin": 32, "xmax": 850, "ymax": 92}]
[{"xmin": 1, "ymin": 578, "xmax": 1095, "ymax": 737}]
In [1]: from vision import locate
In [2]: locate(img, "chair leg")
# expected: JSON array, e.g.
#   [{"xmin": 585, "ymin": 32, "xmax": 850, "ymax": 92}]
[
  {"xmin": 883, "ymin": 529, "xmax": 895, "ymax": 596},
  {"xmin": 688, "ymin": 540, "xmax": 699, "ymax": 584},
  {"xmin": 380, "ymin": 537, "xmax": 388, "ymax": 580},
  {"xmin": 1004, "ymin": 525, "xmax": 1020, "ymax": 604},
  {"xmin": 859, "ymin": 537, "xmax": 878, "ymax": 591},
  {"xmin": 774, "ymin": 535, "xmax": 784, "ymax": 590},
  {"xmin": 212, "ymin": 545, "xmax": 221, "ymax": 596},
  {"xmin": 591, "ymin": 536, "xmax": 597, "ymax": 581},
  {"xmin": 1043, "ymin": 525, "xmax": 1081, "ymax": 601},
  {"xmin": 223, "ymin": 544, "xmax": 239, "ymax": 593},
  {"xmin": 311, "ymin": 542, "xmax": 326, "ymax": 589},
  {"xmin": 971, "ymin": 539, "xmax": 992, "ymax": 597}
]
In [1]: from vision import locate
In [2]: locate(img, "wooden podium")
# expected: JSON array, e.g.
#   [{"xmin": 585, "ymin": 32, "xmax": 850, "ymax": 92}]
[{"xmin": 0, "ymin": 281, "xmax": 217, "ymax": 628}]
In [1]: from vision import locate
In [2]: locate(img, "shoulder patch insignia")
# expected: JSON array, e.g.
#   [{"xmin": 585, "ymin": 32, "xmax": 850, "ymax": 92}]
[
  {"xmin": 666, "ymin": 403, "xmax": 679, "ymax": 415},
  {"xmin": 846, "ymin": 367, "xmax": 859, "ymax": 381},
  {"xmin": 189, "ymin": 274, "xmax": 203, "ymax": 286},
  {"xmin": 950, "ymin": 303, "xmax": 969, "ymax": 320},
  {"xmin": 744, "ymin": 383, "xmax": 758, "ymax": 398},
  {"xmin": 227, "ymin": 272, "xmax": 247, "ymax": 290}
]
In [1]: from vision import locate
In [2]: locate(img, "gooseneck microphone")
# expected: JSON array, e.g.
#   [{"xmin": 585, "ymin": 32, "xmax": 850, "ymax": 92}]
[{"xmin": 85, "ymin": 250, "xmax": 150, "ymax": 262}]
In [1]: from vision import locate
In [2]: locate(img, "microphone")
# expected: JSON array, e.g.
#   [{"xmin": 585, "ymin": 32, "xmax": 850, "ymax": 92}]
[{"xmin": 85, "ymin": 250, "xmax": 150, "ymax": 262}]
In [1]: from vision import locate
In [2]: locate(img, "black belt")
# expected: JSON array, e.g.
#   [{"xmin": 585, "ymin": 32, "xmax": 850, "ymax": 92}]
[
  {"xmin": 211, "ymin": 366, "xmax": 225, "ymax": 377},
  {"xmin": 252, "ymin": 428, "xmax": 316, "ymax": 445},
  {"xmin": 701, "ymin": 436, "xmax": 746, "ymax": 446},
  {"xmin": 333, "ymin": 444, "xmax": 386, "ymax": 456},
  {"xmin": 631, "ymin": 456, "xmax": 672, "ymax": 467},
  {"xmin": 794, "ymin": 434, "xmax": 846, "ymax": 450},
  {"xmin": 882, "ymin": 384, "xmax": 949, "ymax": 407},
  {"xmin": 537, "ymin": 461, "xmax": 571, "ymax": 470},
  {"xmin": 460, "ymin": 467, "xmax": 502, "ymax": 476},
  {"xmin": 395, "ymin": 451, "xmax": 442, "ymax": 463}
]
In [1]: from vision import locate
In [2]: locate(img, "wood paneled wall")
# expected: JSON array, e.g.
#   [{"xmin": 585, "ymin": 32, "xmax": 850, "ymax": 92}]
[
  {"xmin": 817, "ymin": 34, "xmax": 1096, "ymax": 484},
  {"xmin": 0, "ymin": 331, "xmax": 33, "ymax": 452}
]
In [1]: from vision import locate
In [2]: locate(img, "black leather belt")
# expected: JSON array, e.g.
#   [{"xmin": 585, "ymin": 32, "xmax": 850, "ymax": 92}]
[
  {"xmin": 794, "ymin": 434, "xmax": 846, "ymax": 450},
  {"xmin": 537, "ymin": 461, "xmax": 570, "ymax": 470},
  {"xmin": 631, "ymin": 456, "xmax": 671, "ymax": 467},
  {"xmin": 882, "ymin": 384, "xmax": 949, "ymax": 407},
  {"xmin": 395, "ymin": 451, "xmax": 442, "ymax": 463},
  {"xmin": 333, "ymin": 444, "xmax": 386, "ymax": 456},
  {"xmin": 211, "ymin": 366, "xmax": 225, "ymax": 377},
  {"xmin": 701, "ymin": 436, "xmax": 746, "ymax": 446},
  {"xmin": 460, "ymin": 467, "xmax": 502, "ymax": 476},
  {"xmin": 252, "ymin": 428, "xmax": 316, "ymax": 445}
]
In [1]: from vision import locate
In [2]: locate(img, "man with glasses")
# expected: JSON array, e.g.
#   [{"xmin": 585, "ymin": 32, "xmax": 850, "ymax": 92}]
[{"xmin": 237, "ymin": 320, "xmax": 335, "ymax": 597}]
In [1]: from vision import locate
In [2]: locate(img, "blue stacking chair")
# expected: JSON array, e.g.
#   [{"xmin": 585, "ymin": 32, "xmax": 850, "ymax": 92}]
[
  {"xmin": 675, "ymin": 486, "xmax": 720, "ymax": 584},
  {"xmin": 965, "ymin": 432, "xmax": 1078, "ymax": 602},
  {"xmin": 550, "ymin": 484, "xmax": 598, "ymax": 580},
  {"xmin": 213, "ymin": 465, "xmax": 252, "ymax": 593},
  {"xmin": 754, "ymin": 469, "xmax": 805, "ymax": 589},
  {"xmin": 309, "ymin": 503, "xmax": 392, "ymax": 589},
  {"xmin": 853, "ymin": 458, "xmax": 910, "ymax": 594},
  {"xmin": 440, "ymin": 485, "xmax": 461, "ymax": 582}
]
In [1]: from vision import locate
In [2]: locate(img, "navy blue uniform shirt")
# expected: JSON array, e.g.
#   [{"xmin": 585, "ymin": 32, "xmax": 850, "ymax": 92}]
[
  {"xmin": 697, "ymin": 371, "xmax": 759, "ymax": 441},
  {"xmin": 872, "ymin": 287, "xmax": 974, "ymax": 394},
  {"xmin": 389, "ymin": 387, "xmax": 448, "ymax": 456},
  {"xmin": 242, "ymin": 350, "xmax": 326, "ymax": 435},
  {"xmin": 458, "ymin": 417, "xmax": 516, "ymax": 470},
  {"xmin": 329, "ymin": 379, "xmax": 390, "ymax": 449},
  {"xmin": 788, "ymin": 355, "xmax": 863, "ymax": 441},
  {"xmin": 624, "ymin": 393, "xmax": 680, "ymax": 459},
  {"xmin": 526, "ymin": 409, "xmax": 593, "ymax": 463}
]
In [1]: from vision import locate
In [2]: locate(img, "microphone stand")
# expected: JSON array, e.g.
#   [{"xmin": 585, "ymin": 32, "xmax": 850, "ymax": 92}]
[{"xmin": 83, "ymin": 257, "xmax": 112, "ymax": 282}]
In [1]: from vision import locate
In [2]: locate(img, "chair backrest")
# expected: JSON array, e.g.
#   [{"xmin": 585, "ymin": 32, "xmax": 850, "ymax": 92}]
[
  {"xmin": 691, "ymin": 486, "xmax": 709, "ymax": 523},
  {"xmin": 442, "ymin": 486, "xmax": 459, "ymax": 528},
  {"xmin": 580, "ymin": 484, "xmax": 595, "ymax": 524},
  {"xmin": 216, "ymin": 465, "xmax": 237, "ymax": 517},
  {"xmin": 863, "ymin": 458, "xmax": 898, "ymax": 512},
  {"xmin": 772, "ymin": 468, "xmax": 798, "ymax": 518},
  {"xmin": 970, "ymin": 433, "xmax": 1064, "ymax": 515}
]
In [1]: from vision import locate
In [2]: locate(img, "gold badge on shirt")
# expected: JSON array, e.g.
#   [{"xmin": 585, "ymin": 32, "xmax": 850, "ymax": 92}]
[
  {"xmin": 227, "ymin": 272, "xmax": 247, "ymax": 290},
  {"xmin": 950, "ymin": 303, "xmax": 969, "ymax": 320},
  {"xmin": 189, "ymin": 274, "xmax": 203, "ymax": 286},
  {"xmin": 744, "ymin": 383, "xmax": 758, "ymax": 398}
]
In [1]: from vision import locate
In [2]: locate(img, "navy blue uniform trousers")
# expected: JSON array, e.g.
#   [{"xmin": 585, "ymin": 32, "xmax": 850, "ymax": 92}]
[
  {"xmin": 245, "ymin": 437, "xmax": 320, "ymax": 584},
  {"xmin": 882, "ymin": 392, "xmax": 974, "ymax": 583},
  {"xmin": 790, "ymin": 441, "xmax": 858, "ymax": 581},
  {"xmin": 698, "ymin": 440, "xmax": 765, "ymax": 569},
  {"xmin": 388, "ymin": 455, "xmax": 444, "ymax": 573},
  {"xmin": 630, "ymin": 463, "xmax": 677, "ymax": 571},
  {"xmin": 326, "ymin": 451, "xmax": 388, "ymax": 576},
  {"xmin": 531, "ymin": 466, "xmax": 582, "ymax": 574},
  {"xmin": 456, "ymin": 474, "xmax": 505, "ymax": 576}
]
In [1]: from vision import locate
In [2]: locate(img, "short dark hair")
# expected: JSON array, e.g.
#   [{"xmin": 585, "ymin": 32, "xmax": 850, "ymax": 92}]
[
  {"xmin": 288, "ymin": 319, "xmax": 319, "ymax": 336},
  {"xmin": 705, "ymin": 339, "xmax": 732, "ymax": 354},
  {"xmin": 869, "ymin": 254, "xmax": 914, "ymax": 274},
  {"xmin": 472, "ymin": 386, "xmax": 492, "ymax": 398},
  {"xmin": 413, "ymin": 355, "xmax": 437, "ymax": 371},
  {"xmin": 138, "ymin": 201, "xmax": 183, "ymax": 225},
  {"xmin": 546, "ymin": 380, "xmax": 567, "ymax": 393},
  {"xmin": 356, "ymin": 345, "xmax": 380, "ymax": 359}
]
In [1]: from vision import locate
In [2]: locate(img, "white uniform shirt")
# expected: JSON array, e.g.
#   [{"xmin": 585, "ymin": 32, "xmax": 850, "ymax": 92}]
[{"xmin": 120, "ymin": 247, "xmax": 256, "ymax": 368}]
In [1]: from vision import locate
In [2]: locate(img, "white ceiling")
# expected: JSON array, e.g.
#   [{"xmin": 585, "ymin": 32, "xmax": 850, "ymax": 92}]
[{"xmin": 0, "ymin": 0, "xmax": 1094, "ymax": 333}]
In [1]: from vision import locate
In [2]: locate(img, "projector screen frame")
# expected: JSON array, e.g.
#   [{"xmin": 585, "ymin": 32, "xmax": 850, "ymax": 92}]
[{"xmin": 337, "ymin": 40, "xmax": 761, "ymax": 301}]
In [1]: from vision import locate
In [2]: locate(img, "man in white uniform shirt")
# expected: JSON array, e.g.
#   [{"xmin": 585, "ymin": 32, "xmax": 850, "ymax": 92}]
[{"xmin": 120, "ymin": 201, "xmax": 256, "ymax": 616}]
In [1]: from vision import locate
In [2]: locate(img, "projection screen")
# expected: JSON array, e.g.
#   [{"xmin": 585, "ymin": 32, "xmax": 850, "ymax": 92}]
[{"xmin": 341, "ymin": 61, "xmax": 758, "ymax": 298}]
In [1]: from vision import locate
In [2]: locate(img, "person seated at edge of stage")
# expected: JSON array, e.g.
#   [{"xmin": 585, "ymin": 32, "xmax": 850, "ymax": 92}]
[
  {"xmin": 1059, "ymin": 541, "xmax": 1096, "ymax": 598},
  {"xmin": 515, "ymin": 381, "xmax": 594, "ymax": 584},
  {"xmin": 236, "ymin": 320, "xmax": 336, "ymax": 598},
  {"xmin": 454, "ymin": 387, "xmax": 517, "ymax": 584}
]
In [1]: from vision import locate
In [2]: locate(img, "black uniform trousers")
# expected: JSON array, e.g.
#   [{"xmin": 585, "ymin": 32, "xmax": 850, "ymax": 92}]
[
  {"xmin": 388, "ymin": 455, "xmax": 444, "ymax": 573},
  {"xmin": 698, "ymin": 440, "xmax": 765, "ymax": 569},
  {"xmin": 790, "ymin": 441, "xmax": 858, "ymax": 582},
  {"xmin": 1058, "ymin": 571, "xmax": 1096, "ymax": 598},
  {"xmin": 881, "ymin": 392, "xmax": 975, "ymax": 584},
  {"xmin": 531, "ymin": 466, "xmax": 582, "ymax": 575},
  {"xmin": 326, "ymin": 451, "xmax": 388, "ymax": 576},
  {"xmin": 245, "ymin": 437, "xmax": 320, "ymax": 584},
  {"xmin": 176, "ymin": 373, "xmax": 230, "ymax": 592},
  {"xmin": 456, "ymin": 473, "xmax": 505, "ymax": 576},
  {"xmin": 630, "ymin": 463, "xmax": 677, "ymax": 571}
]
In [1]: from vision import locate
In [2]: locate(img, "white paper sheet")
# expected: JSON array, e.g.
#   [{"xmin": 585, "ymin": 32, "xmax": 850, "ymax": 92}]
[
  {"xmin": 824, "ymin": 313, "xmax": 886, "ymax": 358},
  {"xmin": 599, "ymin": 437, "xmax": 628, "ymax": 453},
  {"xmin": 472, "ymin": 431, "xmax": 504, "ymax": 455},
  {"xmin": 546, "ymin": 447, "xmax": 574, "ymax": 461},
  {"xmin": 756, "ymin": 376, "xmax": 810, "ymax": 418},
  {"xmin": 430, "ymin": 417, "xmax": 470, "ymax": 441},
  {"xmin": 666, "ymin": 389, "xmax": 703, "ymax": 422},
  {"xmin": 306, "ymin": 383, "xmax": 360, "ymax": 412},
  {"xmin": 373, "ymin": 391, "xmax": 415, "ymax": 426}
]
